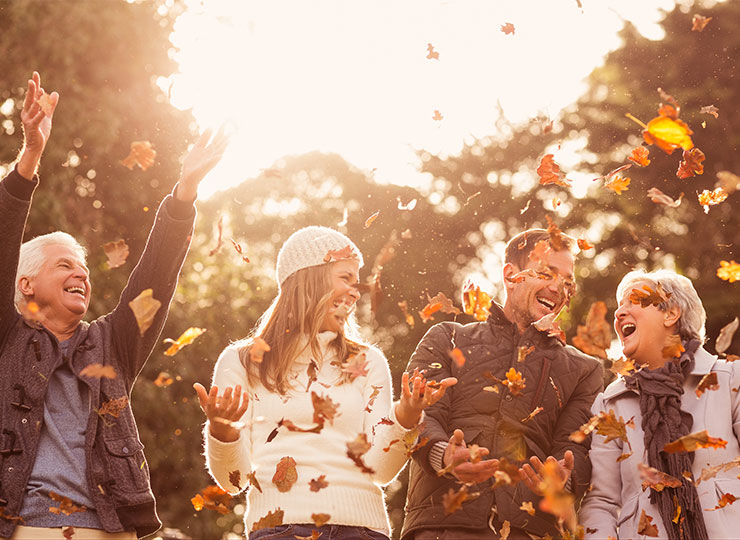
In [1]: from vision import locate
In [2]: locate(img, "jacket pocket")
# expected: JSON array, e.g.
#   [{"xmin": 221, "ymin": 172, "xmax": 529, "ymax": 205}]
[{"xmin": 104, "ymin": 436, "xmax": 150, "ymax": 493}]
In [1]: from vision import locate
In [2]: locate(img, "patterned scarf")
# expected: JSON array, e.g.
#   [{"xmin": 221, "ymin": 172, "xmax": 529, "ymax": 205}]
[{"xmin": 624, "ymin": 339, "xmax": 708, "ymax": 540}]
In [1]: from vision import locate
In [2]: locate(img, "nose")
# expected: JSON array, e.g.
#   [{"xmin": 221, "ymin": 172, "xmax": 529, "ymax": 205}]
[
  {"xmin": 348, "ymin": 285, "xmax": 361, "ymax": 302},
  {"xmin": 614, "ymin": 303, "xmax": 628, "ymax": 324}
]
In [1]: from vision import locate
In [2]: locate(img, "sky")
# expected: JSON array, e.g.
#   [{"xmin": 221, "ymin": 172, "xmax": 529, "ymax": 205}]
[{"xmin": 165, "ymin": 0, "xmax": 678, "ymax": 198}]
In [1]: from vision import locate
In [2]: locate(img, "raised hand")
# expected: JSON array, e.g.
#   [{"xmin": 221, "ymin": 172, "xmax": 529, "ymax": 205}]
[
  {"xmin": 442, "ymin": 428, "xmax": 498, "ymax": 483},
  {"xmin": 176, "ymin": 127, "xmax": 230, "ymax": 202},
  {"xmin": 18, "ymin": 71, "xmax": 59, "ymax": 179},
  {"xmin": 519, "ymin": 449, "xmax": 574, "ymax": 494},
  {"xmin": 193, "ymin": 382, "xmax": 249, "ymax": 443},
  {"xmin": 394, "ymin": 368, "xmax": 457, "ymax": 429}
]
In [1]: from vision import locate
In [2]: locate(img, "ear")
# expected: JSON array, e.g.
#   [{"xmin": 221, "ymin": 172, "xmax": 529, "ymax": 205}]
[
  {"xmin": 502, "ymin": 263, "xmax": 518, "ymax": 291},
  {"xmin": 663, "ymin": 305, "xmax": 681, "ymax": 328},
  {"xmin": 17, "ymin": 276, "xmax": 34, "ymax": 297}
]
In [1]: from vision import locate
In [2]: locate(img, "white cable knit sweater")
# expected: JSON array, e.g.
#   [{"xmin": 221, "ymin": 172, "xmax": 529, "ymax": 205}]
[{"xmin": 204, "ymin": 332, "xmax": 415, "ymax": 537}]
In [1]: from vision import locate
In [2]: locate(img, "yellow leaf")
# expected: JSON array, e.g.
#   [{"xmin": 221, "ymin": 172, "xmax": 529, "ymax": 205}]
[{"xmin": 163, "ymin": 327, "xmax": 206, "ymax": 356}]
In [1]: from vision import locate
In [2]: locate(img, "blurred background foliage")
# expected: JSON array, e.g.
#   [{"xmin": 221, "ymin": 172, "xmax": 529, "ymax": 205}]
[{"xmin": 0, "ymin": 0, "xmax": 737, "ymax": 538}]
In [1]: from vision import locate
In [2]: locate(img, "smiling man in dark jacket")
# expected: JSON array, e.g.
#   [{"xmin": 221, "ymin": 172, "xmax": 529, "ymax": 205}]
[
  {"xmin": 0, "ymin": 72, "xmax": 227, "ymax": 539},
  {"xmin": 402, "ymin": 228, "xmax": 603, "ymax": 540}
]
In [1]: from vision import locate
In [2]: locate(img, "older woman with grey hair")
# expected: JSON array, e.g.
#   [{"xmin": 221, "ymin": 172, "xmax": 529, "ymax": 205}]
[{"xmin": 579, "ymin": 269, "xmax": 740, "ymax": 540}]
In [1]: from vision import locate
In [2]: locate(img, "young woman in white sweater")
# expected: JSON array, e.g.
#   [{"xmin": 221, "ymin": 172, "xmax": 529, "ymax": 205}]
[{"xmin": 194, "ymin": 226, "xmax": 455, "ymax": 540}]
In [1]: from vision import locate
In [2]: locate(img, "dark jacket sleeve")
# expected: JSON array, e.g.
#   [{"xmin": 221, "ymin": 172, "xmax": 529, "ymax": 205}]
[
  {"xmin": 0, "ymin": 168, "xmax": 38, "ymax": 345},
  {"xmin": 407, "ymin": 322, "xmax": 457, "ymax": 475},
  {"xmin": 105, "ymin": 191, "xmax": 195, "ymax": 387},
  {"xmin": 551, "ymin": 354, "xmax": 604, "ymax": 503}
]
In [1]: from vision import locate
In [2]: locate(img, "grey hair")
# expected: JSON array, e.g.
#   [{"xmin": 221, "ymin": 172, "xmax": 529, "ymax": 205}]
[
  {"xmin": 616, "ymin": 269, "xmax": 706, "ymax": 342},
  {"xmin": 15, "ymin": 232, "xmax": 87, "ymax": 307}
]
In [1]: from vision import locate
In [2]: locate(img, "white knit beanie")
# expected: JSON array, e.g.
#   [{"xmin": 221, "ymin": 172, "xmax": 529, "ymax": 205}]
[{"xmin": 276, "ymin": 226, "xmax": 364, "ymax": 287}]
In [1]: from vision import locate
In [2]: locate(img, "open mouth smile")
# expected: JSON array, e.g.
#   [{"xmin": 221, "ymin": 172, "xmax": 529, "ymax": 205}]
[
  {"xmin": 620, "ymin": 322, "xmax": 636, "ymax": 338},
  {"xmin": 536, "ymin": 296, "xmax": 557, "ymax": 311},
  {"xmin": 64, "ymin": 286, "xmax": 86, "ymax": 297}
]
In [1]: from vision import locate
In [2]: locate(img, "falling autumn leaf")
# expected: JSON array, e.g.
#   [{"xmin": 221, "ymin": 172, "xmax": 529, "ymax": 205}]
[
  {"xmin": 365, "ymin": 384, "xmax": 383, "ymax": 413},
  {"xmin": 503, "ymin": 367, "xmax": 526, "ymax": 396},
  {"xmin": 570, "ymin": 410, "xmax": 634, "ymax": 448},
  {"xmin": 577, "ymin": 238, "xmax": 594, "ymax": 251},
  {"xmin": 572, "ymin": 301, "xmax": 612, "ymax": 360},
  {"xmin": 230, "ymin": 238, "xmax": 250, "ymax": 263},
  {"xmin": 96, "ymin": 396, "xmax": 128, "ymax": 418},
  {"xmin": 610, "ymin": 357, "xmax": 637, "ymax": 377},
  {"xmin": 312, "ymin": 513, "xmax": 331, "ymax": 527},
  {"xmin": 397, "ymin": 197, "xmax": 417, "ymax": 211},
  {"xmin": 663, "ymin": 430, "xmax": 728, "ymax": 453},
  {"xmin": 717, "ymin": 260, "xmax": 740, "ymax": 283},
  {"xmin": 662, "ymin": 334, "xmax": 685, "ymax": 360},
  {"xmin": 341, "ymin": 353, "xmax": 369, "ymax": 381},
  {"xmin": 629, "ymin": 284, "xmax": 671, "ymax": 308},
  {"xmin": 311, "ymin": 391, "xmax": 340, "ymax": 426},
  {"xmin": 716, "ymin": 318, "xmax": 739, "ymax": 354},
  {"xmin": 500, "ymin": 22, "xmax": 515, "ymax": 35},
  {"xmin": 697, "ymin": 458, "xmax": 740, "ymax": 484},
  {"xmin": 0, "ymin": 508, "xmax": 24, "ymax": 524},
  {"xmin": 442, "ymin": 485, "xmax": 479, "ymax": 515},
  {"xmin": 323, "ymin": 245, "xmax": 358, "ymax": 263},
  {"xmin": 364, "ymin": 211, "xmax": 380, "ymax": 228},
  {"xmin": 272, "ymin": 456, "xmax": 298, "ymax": 493},
  {"xmin": 638, "ymin": 462, "xmax": 682, "ymax": 492},
  {"xmin": 536, "ymin": 154, "xmax": 571, "ymax": 188},
  {"xmin": 209, "ymin": 215, "xmax": 224, "ymax": 256},
  {"xmin": 432, "ymin": 109, "xmax": 443, "ymax": 122},
  {"xmin": 692, "ymin": 14, "xmax": 712, "ymax": 31},
  {"xmin": 152, "ymin": 371, "xmax": 174, "ymax": 388},
  {"xmin": 533, "ymin": 312, "xmax": 566, "ymax": 344},
  {"xmin": 637, "ymin": 106, "xmax": 694, "ymax": 155},
  {"xmin": 426, "ymin": 43, "xmax": 439, "ymax": 60},
  {"xmin": 419, "ymin": 292, "xmax": 461, "ymax": 322},
  {"xmin": 163, "ymin": 327, "xmax": 206, "ymax": 356},
  {"xmin": 537, "ymin": 460, "xmax": 576, "ymax": 530},
  {"xmin": 48, "ymin": 492, "xmax": 87, "ymax": 515},
  {"xmin": 698, "ymin": 187, "xmax": 729, "ymax": 213},
  {"xmin": 676, "ymin": 147, "xmax": 705, "ymax": 179},
  {"xmin": 647, "ymin": 187, "xmax": 683, "ymax": 208},
  {"xmin": 500, "ymin": 521, "xmax": 511, "ymax": 540},
  {"xmin": 604, "ymin": 175, "xmax": 630, "ymax": 195},
  {"xmin": 79, "ymin": 363, "xmax": 117, "ymax": 380},
  {"xmin": 246, "ymin": 471, "xmax": 262, "ymax": 493},
  {"xmin": 251, "ymin": 508, "xmax": 284, "ymax": 532},
  {"xmin": 520, "ymin": 501, "xmax": 536, "ymax": 515},
  {"xmin": 36, "ymin": 90, "xmax": 54, "ymax": 116},
  {"xmin": 309, "ymin": 475, "xmax": 329, "ymax": 492},
  {"xmin": 346, "ymin": 433, "xmax": 374, "ymax": 474},
  {"xmin": 249, "ymin": 337, "xmax": 271, "ymax": 363},
  {"xmin": 120, "ymin": 141, "xmax": 156, "ymax": 171},
  {"xmin": 62, "ymin": 527, "xmax": 75, "ymax": 540},
  {"xmin": 462, "ymin": 280, "xmax": 492, "ymax": 322},
  {"xmin": 517, "ymin": 345, "xmax": 534, "ymax": 363},
  {"xmin": 128, "ymin": 289, "xmax": 161, "ymax": 336},
  {"xmin": 700, "ymin": 105, "xmax": 719, "ymax": 119},
  {"xmin": 708, "ymin": 493, "xmax": 739, "ymax": 511},
  {"xmin": 637, "ymin": 510, "xmax": 659, "ymax": 537},
  {"xmin": 521, "ymin": 406, "xmax": 544, "ymax": 423},
  {"xmin": 103, "ymin": 239, "xmax": 129, "ymax": 270},
  {"xmin": 190, "ymin": 485, "xmax": 232, "ymax": 515},
  {"xmin": 398, "ymin": 301, "xmax": 415, "ymax": 327},
  {"xmin": 696, "ymin": 372, "xmax": 719, "ymax": 397},
  {"xmin": 628, "ymin": 146, "xmax": 651, "ymax": 167},
  {"xmin": 449, "ymin": 348, "xmax": 466, "ymax": 368}
]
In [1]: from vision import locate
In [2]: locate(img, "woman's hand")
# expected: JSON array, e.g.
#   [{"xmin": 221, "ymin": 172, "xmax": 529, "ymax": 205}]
[
  {"xmin": 394, "ymin": 368, "xmax": 457, "ymax": 429},
  {"xmin": 193, "ymin": 382, "xmax": 249, "ymax": 442}
]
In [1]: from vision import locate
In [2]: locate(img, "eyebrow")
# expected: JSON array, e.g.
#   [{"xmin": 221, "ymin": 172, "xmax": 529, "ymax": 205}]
[
  {"xmin": 57, "ymin": 257, "xmax": 89, "ymax": 274},
  {"xmin": 548, "ymin": 265, "xmax": 574, "ymax": 280}
]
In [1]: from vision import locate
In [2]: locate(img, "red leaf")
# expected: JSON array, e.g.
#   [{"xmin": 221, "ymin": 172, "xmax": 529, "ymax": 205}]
[{"xmin": 500, "ymin": 22, "xmax": 515, "ymax": 35}]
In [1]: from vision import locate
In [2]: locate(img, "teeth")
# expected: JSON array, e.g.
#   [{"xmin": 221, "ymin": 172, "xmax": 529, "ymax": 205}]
[
  {"xmin": 65, "ymin": 287, "xmax": 85, "ymax": 295},
  {"xmin": 621, "ymin": 323, "xmax": 636, "ymax": 337},
  {"xmin": 537, "ymin": 297, "xmax": 556, "ymax": 309}
]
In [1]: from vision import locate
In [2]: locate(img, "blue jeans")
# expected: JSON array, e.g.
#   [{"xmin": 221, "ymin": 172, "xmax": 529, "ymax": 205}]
[{"xmin": 249, "ymin": 523, "xmax": 389, "ymax": 540}]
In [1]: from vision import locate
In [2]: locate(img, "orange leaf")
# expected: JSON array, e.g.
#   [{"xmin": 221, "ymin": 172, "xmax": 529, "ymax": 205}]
[
  {"xmin": 79, "ymin": 363, "xmax": 117, "ymax": 380},
  {"xmin": 708, "ymin": 493, "xmax": 739, "ymax": 511},
  {"xmin": 698, "ymin": 187, "xmax": 728, "ymax": 213},
  {"xmin": 309, "ymin": 475, "xmax": 329, "ymax": 492},
  {"xmin": 500, "ymin": 22, "xmax": 515, "ymax": 35},
  {"xmin": 610, "ymin": 357, "xmax": 637, "ymax": 377},
  {"xmin": 637, "ymin": 510, "xmax": 659, "ymax": 537},
  {"xmin": 128, "ymin": 289, "xmax": 162, "ymax": 336},
  {"xmin": 628, "ymin": 146, "xmax": 651, "ymax": 167},
  {"xmin": 461, "ymin": 280, "xmax": 492, "ymax": 322},
  {"xmin": 570, "ymin": 410, "xmax": 634, "ymax": 447},
  {"xmin": 120, "ymin": 141, "xmax": 156, "ymax": 171},
  {"xmin": 533, "ymin": 312, "xmax": 566, "ymax": 344},
  {"xmin": 272, "ymin": 456, "xmax": 298, "ymax": 493},
  {"xmin": 604, "ymin": 175, "xmax": 630, "ymax": 195},
  {"xmin": 249, "ymin": 337, "xmax": 271, "ymax": 363},
  {"xmin": 577, "ymin": 238, "xmax": 594, "ymax": 251},
  {"xmin": 449, "ymin": 348, "xmax": 466, "ymax": 368},
  {"xmin": 419, "ymin": 292, "xmax": 461, "ymax": 322},
  {"xmin": 503, "ymin": 367, "xmax": 526, "ymax": 396},
  {"xmin": 96, "ymin": 396, "xmax": 128, "ymax": 418},
  {"xmin": 643, "ymin": 113, "xmax": 694, "ymax": 155},
  {"xmin": 295, "ymin": 531, "xmax": 323, "ymax": 540},
  {"xmin": 103, "ymin": 239, "xmax": 129, "ymax": 269},
  {"xmin": 163, "ymin": 327, "xmax": 206, "ymax": 356},
  {"xmin": 153, "ymin": 371, "xmax": 174, "ymax": 387},
  {"xmin": 647, "ymin": 187, "xmax": 683, "ymax": 208},
  {"xmin": 426, "ymin": 43, "xmax": 439, "ymax": 60},
  {"xmin": 520, "ymin": 501, "xmax": 536, "ymax": 515},
  {"xmin": 692, "ymin": 14, "xmax": 712, "ymax": 32},
  {"xmin": 312, "ymin": 513, "xmax": 331, "ymax": 527},
  {"xmin": 545, "ymin": 216, "xmax": 567, "ymax": 251},
  {"xmin": 517, "ymin": 345, "xmax": 535, "ymax": 363},
  {"xmin": 696, "ymin": 372, "xmax": 719, "ymax": 397},
  {"xmin": 676, "ymin": 147, "xmax": 705, "ymax": 179},
  {"xmin": 432, "ymin": 110, "xmax": 443, "ymax": 122},
  {"xmin": 663, "ymin": 430, "xmax": 728, "ymax": 453},
  {"xmin": 364, "ymin": 210, "xmax": 380, "ymax": 228},
  {"xmin": 48, "ymin": 491, "xmax": 87, "ymax": 515},
  {"xmin": 572, "ymin": 301, "xmax": 612, "ymax": 360},
  {"xmin": 536, "ymin": 154, "xmax": 571, "ymax": 188},
  {"xmin": 717, "ymin": 260, "xmax": 740, "ymax": 283},
  {"xmin": 521, "ymin": 406, "xmax": 544, "ymax": 423},
  {"xmin": 638, "ymin": 462, "xmax": 682, "ymax": 492},
  {"xmin": 323, "ymin": 245, "xmax": 358, "ymax": 263},
  {"xmin": 346, "ymin": 433, "xmax": 374, "ymax": 474},
  {"xmin": 662, "ymin": 334, "xmax": 685, "ymax": 360},
  {"xmin": 629, "ymin": 284, "xmax": 671, "ymax": 308},
  {"xmin": 311, "ymin": 391, "xmax": 340, "ymax": 426},
  {"xmin": 398, "ymin": 301, "xmax": 415, "ymax": 327},
  {"xmin": 442, "ymin": 485, "xmax": 479, "ymax": 515},
  {"xmin": 190, "ymin": 485, "xmax": 232, "ymax": 515},
  {"xmin": 251, "ymin": 508, "xmax": 284, "ymax": 532}
]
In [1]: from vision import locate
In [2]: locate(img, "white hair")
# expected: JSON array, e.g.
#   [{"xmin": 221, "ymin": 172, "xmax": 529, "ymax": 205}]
[
  {"xmin": 15, "ymin": 232, "xmax": 87, "ymax": 307},
  {"xmin": 616, "ymin": 268, "xmax": 706, "ymax": 342}
]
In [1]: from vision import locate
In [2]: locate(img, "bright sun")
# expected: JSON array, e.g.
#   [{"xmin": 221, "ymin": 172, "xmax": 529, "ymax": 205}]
[{"xmin": 165, "ymin": 0, "xmax": 671, "ymax": 199}]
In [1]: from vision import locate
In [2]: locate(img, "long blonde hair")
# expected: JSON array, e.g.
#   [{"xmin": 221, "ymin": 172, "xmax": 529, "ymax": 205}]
[{"xmin": 238, "ymin": 263, "xmax": 364, "ymax": 394}]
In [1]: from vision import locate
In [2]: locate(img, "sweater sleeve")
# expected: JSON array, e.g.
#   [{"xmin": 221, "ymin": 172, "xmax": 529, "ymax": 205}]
[
  {"xmin": 361, "ymin": 346, "xmax": 417, "ymax": 486},
  {"xmin": 577, "ymin": 393, "xmax": 622, "ymax": 540},
  {"xmin": 0, "ymin": 168, "xmax": 37, "ymax": 344},
  {"xmin": 204, "ymin": 346, "xmax": 252, "ymax": 495}
]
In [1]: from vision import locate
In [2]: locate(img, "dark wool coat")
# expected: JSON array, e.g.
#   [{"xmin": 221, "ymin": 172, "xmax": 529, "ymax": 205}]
[
  {"xmin": 0, "ymin": 169, "xmax": 194, "ymax": 538},
  {"xmin": 401, "ymin": 303, "xmax": 604, "ymax": 539}
]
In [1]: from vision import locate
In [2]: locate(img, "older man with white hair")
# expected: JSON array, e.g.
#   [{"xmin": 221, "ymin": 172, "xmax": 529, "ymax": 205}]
[{"xmin": 0, "ymin": 72, "xmax": 227, "ymax": 539}]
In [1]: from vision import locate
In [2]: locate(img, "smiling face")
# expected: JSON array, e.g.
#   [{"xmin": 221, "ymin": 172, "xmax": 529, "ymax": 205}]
[
  {"xmin": 19, "ymin": 244, "xmax": 91, "ymax": 324},
  {"xmin": 614, "ymin": 281, "xmax": 680, "ymax": 368},
  {"xmin": 319, "ymin": 259, "xmax": 361, "ymax": 333},
  {"xmin": 502, "ymin": 248, "xmax": 575, "ymax": 331}
]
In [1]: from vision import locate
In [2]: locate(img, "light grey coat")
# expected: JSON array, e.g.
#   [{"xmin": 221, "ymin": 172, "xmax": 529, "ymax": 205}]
[{"xmin": 579, "ymin": 347, "xmax": 740, "ymax": 539}]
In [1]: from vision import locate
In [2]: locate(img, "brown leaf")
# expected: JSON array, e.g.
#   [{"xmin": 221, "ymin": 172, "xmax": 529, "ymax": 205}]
[
  {"xmin": 700, "ymin": 105, "xmax": 719, "ymax": 119},
  {"xmin": 341, "ymin": 353, "xmax": 369, "ymax": 381},
  {"xmin": 309, "ymin": 475, "xmax": 329, "ymax": 492},
  {"xmin": 312, "ymin": 391, "xmax": 341, "ymax": 426},
  {"xmin": 208, "ymin": 215, "xmax": 224, "ymax": 256},
  {"xmin": 323, "ymin": 245, "xmax": 358, "ymax": 263},
  {"xmin": 517, "ymin": 345, "xmax": 535, "ymax": 363},
  {"xmin": 647, "ymin": 187, "xmax": 683, "ymax": 208},
  {"xmin": 637, "ymin": 510, "xmax": 659, "ymax": 537},
  {"xmin": 708, "ymin": 493, "xmax": 739, "ymax": 511},
  {"xmin": 312, "ymin": 513, "xmax": 331, "ymax": 527},
  {"xmin": 610, "ymin": 357, "xmax": 637, "ymax": 377},
  {"xmin": 442, "ymin": 485, "xmax": 480, "ymax": 515},
  {"xmin": 536, "ymin": 154, "xmax": 571, "ymax": 188},
  {"xmin": 153, "ymin": 371, "xmax": 174, "ymax": 388},
  {"xmin": 697, "ymin": 458, "xmax": 740, "ymax": 485},
  {"xmin": 346, "ymin": 433, "xmax": 374, "ymax": 474},
  {"xmin": 663, "ymin": 430, "xmax": 728, "ymax": 453},
  {"xmin": 48, "ymin": 491, "xmax": 87, "ymax": 515},
  {"xmin": 462, "ymin": 280, "xmax": 492, "ymax": 322},
  {"xmin": 676, "ymin": 147, "xmax": 705, "ymax": 179},
  {"xmin": 520, "ymin": 501, "xmax": 536, "ymax": 515},
  {"xmin": 62, "ymin": 526, "xmax": 75, "ymax": 540},
  {"xmin": 692, "ymin": 14, "xmax": 712, "ymax": 32},
  {"xmin": 103, "ymin": 239, "xmax": 129, "ymax": 269},
  {"xmin": 251, "ymin": 508, "xmax": 284, "ymax": 532},
  {"xmin": 521, "ymin": 407, "xmax": 544, "ymax": 423},
  {"xmin": 628, "ymin": 146, "xmax": 651, "ymax": 167},
  {"xmin": 419, "ymin": 292, "xmax": 461, "ymax": 322},
  {"xmin": 120, "ymin": 141, "xmax": 156, "ymax": 171},
  {"xmin": 716, "ymin": 318, "xmax": 739, "ymax": 355},
  {"xmin": 638, "ymin": 462, "xmax": 682, "ymax": 492},
  {"xmin": 572, "ymin": 301, "xmax": 612, "ymax": 360},
  {"xmin": 629, "ymin": 284, "xmax": 671, "ymax": 308},
  {"xmin": 96, "ymin": 396, "xmax": 128, "ymax": 418},
  {"xmin": 163, "ymin": 327, "xmax": 206, "ymax": 356},
  {"xmin": 533, "ymin": 312, "xmax": 566, "ymax": 344},
  {"xmin": 128, "ymin": 289, "xmax": 162, "ymax": 336},
  {"xmin": 662, "ymin": 334, "xmax": 685, "ymax": 360},
  {"xmin": 79, "ymin": 363, "xmax": 117, "ymax": 380},
  {"xmin": 365, "ymin": 384, "xmax": 383, "ymax": 413},
  {"xmin": 570, "ymin": 410, "xmax": 634, "ymax": 448},
  {"xmin": 500, "ymin": 520, "xmax": 511, "ymax": 540},
  {"xmin": 246, "ymin": 470, "xmax": 262, "ymax": 493},
  {"xmin": 696, "ymin": 372, "xmax": 719, "ymax": 397},
  {"xmin": 228, "ymin": 470, "xmax": 241, "ymax": 490},
  {"xmin": 230, "ymin": 238, "xmax": 250, "ymax": 262},
  {"xmin": 272, "ymin": 456, "xmax": 298, "ymax": 493}
]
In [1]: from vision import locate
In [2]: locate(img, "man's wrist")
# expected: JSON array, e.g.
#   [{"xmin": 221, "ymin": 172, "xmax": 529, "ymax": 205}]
[
  {"xmin": 17, "ymin": 150, "xmax": 42, "ymax": 180},
  {"xmin": 429, "ymin": 440, "xmax": 448, "ymax": 473}
]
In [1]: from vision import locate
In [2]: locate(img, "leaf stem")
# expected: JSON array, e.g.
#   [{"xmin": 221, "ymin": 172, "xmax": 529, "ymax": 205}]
[{"xmin": 625, "ymin": 113, "xmax": 648, "ymax": 130}]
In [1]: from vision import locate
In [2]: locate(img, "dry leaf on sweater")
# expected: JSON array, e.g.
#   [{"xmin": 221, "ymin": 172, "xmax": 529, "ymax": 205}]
[
  {"xmin": 637, "ymin": 510, "xmax": 659, "ymax": 537},
  {"xmin": 96, "ymin": 396, "xmax": 128, "ymax": 418},
  {"xmin": 341, "ymin": 353, "xmax": 369, "ymax": 381},
  {"xmin": 309, "ymin": 475, "xmax": 329, "ymax": 492},
  {"xmin": 251, "ymin": 508, "xmax": 283, "ymax": 532},
  {"xmin": 312, "ymin": 513, "xmax": 331, "ymax": 527},
  {"xmin": 246, "ymin": 471, "xmax": 262, "ymax": 493},
  {"xmin": 272, "ymin": 456, "xmax": 298, "ymax": 492},
  {"xmin": 346, "ymin": 433, "xmax": 375, "ymax": 474},
  {"xmin": 228, "ymin": 470, "xmax": 241, "ymax": 490}
]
